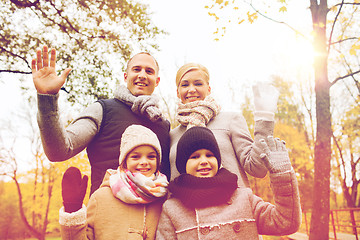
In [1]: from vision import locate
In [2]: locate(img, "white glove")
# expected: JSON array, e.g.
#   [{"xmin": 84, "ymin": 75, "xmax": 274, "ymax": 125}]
[
  {"xmin": 252, "ymin": 82, "xmax": 279, "ymax": 113},
  {"xmin": 259, "ymin": 136, "xmax": 292, "ymax": 173}
]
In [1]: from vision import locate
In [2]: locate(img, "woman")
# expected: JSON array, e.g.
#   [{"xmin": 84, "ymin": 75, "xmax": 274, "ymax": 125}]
[{"xmin": 169, "ymin": 63, "xmax": 279, "ymax": 187}]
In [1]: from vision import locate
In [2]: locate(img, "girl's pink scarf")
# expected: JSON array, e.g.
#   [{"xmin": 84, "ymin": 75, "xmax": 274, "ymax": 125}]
[{"xmin": 109, "ymin": 169, "xmax": 168, "ymax": 204}]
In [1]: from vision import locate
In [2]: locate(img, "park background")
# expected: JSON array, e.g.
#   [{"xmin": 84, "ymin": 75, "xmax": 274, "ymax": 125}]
[{"xmin": 0, "ymin": 0, "xmax": 359, "ymax": 239}]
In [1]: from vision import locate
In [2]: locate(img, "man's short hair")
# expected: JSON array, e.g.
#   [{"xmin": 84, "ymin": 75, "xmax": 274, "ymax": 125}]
[{"xmin": 126, "ymin": 52, "xmax": 159, "ymax": 73}]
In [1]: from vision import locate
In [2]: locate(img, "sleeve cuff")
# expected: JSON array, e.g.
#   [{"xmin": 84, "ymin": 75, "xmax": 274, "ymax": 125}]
[
  {"xmin": 59, "ymin": 204, "xmax": 87, "ymax": 227},
  {"xmin": 37, "ymin": 93, "xmax": 59, "ymax": 113},
  {"xmin": 254, "ymin": 111, "xmax": 275, "ymax": 121}
]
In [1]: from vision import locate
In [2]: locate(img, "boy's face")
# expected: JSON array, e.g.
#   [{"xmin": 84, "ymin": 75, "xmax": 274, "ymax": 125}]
[
  {"xmin": 125, "ymin": 145, "xmax": 158, "ymax": 177},
  {"xmin": 186, "ymin": 149, "xmax": 218, "ymax": 178}
]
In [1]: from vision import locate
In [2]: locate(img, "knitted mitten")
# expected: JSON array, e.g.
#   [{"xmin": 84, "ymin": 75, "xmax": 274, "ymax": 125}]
[
  {"xmin": 259, "ymin": 136, "xmax": 292, "ymax": 173},
  {"xmin": 252, "ymin": 82, "xmax": 279, "ymax": 114},
  {"xmin": 62, "ymin": 167, "xmax": 88, "ymax": 213}
]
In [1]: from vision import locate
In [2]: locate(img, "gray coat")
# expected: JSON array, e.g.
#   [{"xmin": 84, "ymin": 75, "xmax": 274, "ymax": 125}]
[{"xmin": 170, "ymin": 111, "xmax": 273, "ymax": 187}]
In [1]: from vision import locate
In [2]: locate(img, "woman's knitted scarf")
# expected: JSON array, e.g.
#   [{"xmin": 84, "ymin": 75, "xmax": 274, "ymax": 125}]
[
  {"xmin": 109, "ymin": 169, "xmax": 169, "ymax": 204},
  {"xmin": 176, "ymin": 95, "xmax": 221, "ymax": 130},
  {"xmin": 115, "ymin": 85, "xmax": 164, "ymax": 122},
  {"xmin": 168, "ymin": 168, "xmax": 238, "ymax": 208}
]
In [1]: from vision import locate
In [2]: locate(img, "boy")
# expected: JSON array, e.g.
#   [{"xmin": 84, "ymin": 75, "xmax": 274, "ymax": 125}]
[{"xmin": 156, "ymin": 126, "xmax": 301, "ymax": 240}]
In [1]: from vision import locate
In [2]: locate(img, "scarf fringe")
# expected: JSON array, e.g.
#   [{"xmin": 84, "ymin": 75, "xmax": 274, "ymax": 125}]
[{"xmin": 115, "ymin": 85, "xmax": 164, "ymax": 122}]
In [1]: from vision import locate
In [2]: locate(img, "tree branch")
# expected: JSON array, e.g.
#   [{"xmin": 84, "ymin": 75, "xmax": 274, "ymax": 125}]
[
  {"xmin": 248, "ymin": 1, "xmax": 309, "ymax": 41},
  {"xmin": 0, "ymin": 46, "xmax": 31, "ymax": 69},
  {"xmin": 331, "ymin": 69, "xmax": 360, "ymax": 86},
  {"xmin": 35, "ymin": 1, "xmax": 106, "ymax": 40},
  {"xmin": 328, "ymin": 0, "xmax": 344, "ymax": 54},
  {"xmin": 10, "ymin": 0, "xmax": 40, "ymax": 8},
  {"xmin": 330, "ymin": 37, "xmax": 358, "ymax": 45},
  {"xmin": 0, "ymin": 70, "xmax": 31, "ymax": 74},
  {"xmin": 333, "ymin": 2, "xmax": 360, "ymax": 7},
  {"xmin": 13, "ymin": 175, "xmax": 41, "ymax": 239}
]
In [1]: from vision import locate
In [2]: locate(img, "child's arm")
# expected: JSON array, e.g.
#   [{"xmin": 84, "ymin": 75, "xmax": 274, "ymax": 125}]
[
  {"xmin": 59, "ymin": 167, "xmax": 91, "ymax": 240},
  {"xmin": 251, "ymin": 137, "xmax": 301, "ymax": 235},
  {"xmin": 156, "ymin": 205, "xmax": 178, "ymax": 240}
]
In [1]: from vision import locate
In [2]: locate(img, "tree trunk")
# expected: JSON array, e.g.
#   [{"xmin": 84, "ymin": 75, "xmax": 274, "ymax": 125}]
[{"xmin": 309, "ymin": 1, "xmax": 332, "ymax": 239}]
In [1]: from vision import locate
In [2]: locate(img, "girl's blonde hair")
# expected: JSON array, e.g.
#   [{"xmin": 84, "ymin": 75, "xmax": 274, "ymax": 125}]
[{"xmin": 175, "ymin": 63, "xmax": 210, "ymax": 88}]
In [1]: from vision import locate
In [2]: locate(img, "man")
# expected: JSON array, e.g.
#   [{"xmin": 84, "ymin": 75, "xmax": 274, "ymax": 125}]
[{"xmin": 32, "ymin": 46, "xmax": 170, "ymax": 194}]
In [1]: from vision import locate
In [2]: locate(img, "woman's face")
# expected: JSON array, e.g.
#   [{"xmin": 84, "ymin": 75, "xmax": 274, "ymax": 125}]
[{"xmin": 177, "ymin": 69, "xmax": 211, "ymax": 104}]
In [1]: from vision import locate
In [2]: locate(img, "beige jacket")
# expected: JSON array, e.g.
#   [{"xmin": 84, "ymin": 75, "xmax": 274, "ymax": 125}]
[{"xmin": 59, "ymin": 170, "xmax": 165, "ymax": 240}]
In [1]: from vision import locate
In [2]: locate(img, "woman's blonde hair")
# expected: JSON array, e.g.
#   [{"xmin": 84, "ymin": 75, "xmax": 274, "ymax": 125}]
[{"xmin": 175, "ymin": 63, "xmax": 210, "ymax": 88}]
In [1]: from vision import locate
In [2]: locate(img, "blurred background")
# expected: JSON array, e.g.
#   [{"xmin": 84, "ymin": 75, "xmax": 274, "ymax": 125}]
[{"xmin": 0, "ymin": 0, "xmax": 359, "ymax": 239}]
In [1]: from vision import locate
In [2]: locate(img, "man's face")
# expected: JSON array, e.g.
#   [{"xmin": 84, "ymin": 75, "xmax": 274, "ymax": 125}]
[{"xmin": 124, "ymin": 53, "xmax": 160, "ymax": 96}]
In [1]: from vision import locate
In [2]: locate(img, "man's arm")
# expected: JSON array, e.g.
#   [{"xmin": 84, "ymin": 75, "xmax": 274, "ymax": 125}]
[
  {"xmin": 37, "ymin": 93, "xmax": 102, "ymax": 161},
  {"xmin": 32, "ymin": 45, "xmax": 103, "ymax": 161}
]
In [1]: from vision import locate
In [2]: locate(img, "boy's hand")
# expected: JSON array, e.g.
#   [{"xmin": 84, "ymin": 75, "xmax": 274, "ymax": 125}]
[
  {"xmin": 62, "ymin": 167, "xmax": 88, "ymax": 213},
  {"xmin": 31, "ymin": 45, "xmax": 71, "ymax": 94},
  {"xmin": 259, "ymin": 136, "xmax": 292, "ymax": 173}
]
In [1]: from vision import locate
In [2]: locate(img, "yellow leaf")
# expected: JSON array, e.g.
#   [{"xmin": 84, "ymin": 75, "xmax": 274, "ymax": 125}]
[
  {"xmin": 279, "ymin": 6, "xmax": 287, "ymax": 12},
  {"xmin": 247, "ymin": 11, "xmax": 258, "ymax": 23},
  {"xmin": 225, "ymin": 1, "xmax": 229, "ymax": 6},
  {"xmin": 238, "ymin": 19, "xmax": 245, "ymax": 24},
  {"xmin": 350, "ymin": 44, "xmax": 360, "ymax": 55},
  {"xmin": 215, "ymin": 0, "xmax": 223, "ymax": 4},
  {"xmin": 278, "ymin": 0, "xmax": 286, "ymax": 3},
  {"xmin": 350, "ymin": 48, "xmax": 356, "ymax": 56}
]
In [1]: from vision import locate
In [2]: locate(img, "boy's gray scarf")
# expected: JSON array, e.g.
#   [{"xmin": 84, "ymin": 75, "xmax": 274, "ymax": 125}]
[{"xmin": 115, "ymin": 85, "xmax": 164, "ymax": 122}]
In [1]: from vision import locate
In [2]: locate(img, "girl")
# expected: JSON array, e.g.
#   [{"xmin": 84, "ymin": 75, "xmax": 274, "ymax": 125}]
[
  {"xmin": 157, "ymin": 126, "xmax": 301, "ymax": 239},
  {"xmin": 59, "ymin": 125, "xmax": 168, "ymax": 240}
]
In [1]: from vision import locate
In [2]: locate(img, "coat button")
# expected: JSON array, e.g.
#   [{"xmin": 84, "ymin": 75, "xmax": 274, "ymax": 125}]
[
  {"xmin": 233, "ymin": 222, "xmax": 241, "ymax": 232},
  {"xmin": 200, "ymin": 227, "xmax": 211, "ymax": 235}
]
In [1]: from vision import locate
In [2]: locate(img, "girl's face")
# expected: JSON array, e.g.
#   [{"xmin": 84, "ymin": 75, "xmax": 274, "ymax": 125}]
[
  {"xmin": 185, "ymin": 149, "xmax": 218, "ymax": 178},
  {"xmin": 125, "ymin": 145, "xmax": 158, "ymax": 177},
  {"xmin": 177, "ymin": 70, "xmax": 211, "ymax": 104}
]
